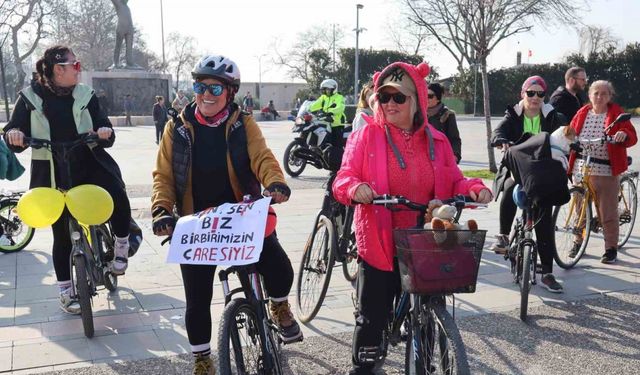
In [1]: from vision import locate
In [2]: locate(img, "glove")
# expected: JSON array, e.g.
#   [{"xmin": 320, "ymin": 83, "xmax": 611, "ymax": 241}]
[
  {"xmin": 265, "ymin": 182, "xmax": 291, "ymax": 198},
  {"xmin": 152, "ymin": 207, "xmax": 176, "ymax": 235}
]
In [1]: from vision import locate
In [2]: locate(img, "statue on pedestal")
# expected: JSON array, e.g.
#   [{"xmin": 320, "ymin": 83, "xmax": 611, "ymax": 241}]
[{"xmin": 110, "ymin": 0, "xmax": 141, "ymax": 69}]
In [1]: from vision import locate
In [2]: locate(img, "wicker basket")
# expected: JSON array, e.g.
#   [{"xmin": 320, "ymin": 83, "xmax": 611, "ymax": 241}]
[{"xmin": 393, "ymin": 229, "xmax": 486, "ymax": 295}]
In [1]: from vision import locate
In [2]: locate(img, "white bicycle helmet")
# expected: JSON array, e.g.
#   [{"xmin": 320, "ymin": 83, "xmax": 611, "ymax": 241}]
[
  {"xmin": 191, "ymin": 55, "xmax": 241, "ymax": 87},
  {"xmin": 320, "ymin": 79, "xmax": 338, "ymax": 92}
]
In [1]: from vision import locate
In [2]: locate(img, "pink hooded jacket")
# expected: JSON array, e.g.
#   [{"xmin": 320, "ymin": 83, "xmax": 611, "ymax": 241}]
[{"xmin": 332, "ymin": 62, "xmax": 487, "ymax": 272}]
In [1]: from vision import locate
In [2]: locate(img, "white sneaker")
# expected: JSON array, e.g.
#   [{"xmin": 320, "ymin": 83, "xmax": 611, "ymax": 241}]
[
  {"xmin": 110, "ymin": 239, "xmax": 129, "ymax": 275},
  {"xmin": 59, "ymin": 288, "xmax": 81, "ymax": 315},
  {"xmin": 0, "ymin": 235, "xmax": 11, "ymax": 247}
]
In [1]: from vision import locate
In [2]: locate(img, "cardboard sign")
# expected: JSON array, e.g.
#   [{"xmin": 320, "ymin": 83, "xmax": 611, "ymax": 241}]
[{"xmin": 166, "ymin": 197, "xmax": 271, "ymax": 266}]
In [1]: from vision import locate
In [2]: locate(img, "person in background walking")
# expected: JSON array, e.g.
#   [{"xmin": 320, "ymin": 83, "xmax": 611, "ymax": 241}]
[
  {"xmin": 567, "ymin": 80, "xmax": 637, "ymax": 263},
  {"xmin": 123, "ymin": 94, "xmax": 133, "ymax": 126},
  {"xmin": 550, "ymin": 66, "xmax": 588, "ymax": 123},
  {"xmin": 352, "ymin": 82, "xmax": 374, "ymax": 131},
  {"xmin": 97, "ymin": 90, "xmax": 111, "ymax": 116},
  {"xmin": 427, "ymin": 82, "xmax": 462, "ymax": 163},
  {"xmin": 242, "ymin": 91, "xmax": 254, "ymax": 113},
  {"xmin": 172, "ymin": 89, "xmax": 190, "ymax": 113},
  {"xmin": 152, "ymin": 95, "xmax": 168, "ymax": 144}
]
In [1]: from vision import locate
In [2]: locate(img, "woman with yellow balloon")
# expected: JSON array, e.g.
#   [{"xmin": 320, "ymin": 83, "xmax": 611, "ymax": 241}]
[{"xmin": 3, "ymin": 45, "xmax": 135, "ymax": 315}]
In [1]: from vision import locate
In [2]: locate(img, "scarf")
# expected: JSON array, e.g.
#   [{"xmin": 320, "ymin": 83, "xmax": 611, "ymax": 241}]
[
  {"xmin": 427, "ymin": 102, "xmax": 443, "ymax": 119},
  {"xmin": 195, "ymin": 106, "xmax": 230, "ymax": 127}
]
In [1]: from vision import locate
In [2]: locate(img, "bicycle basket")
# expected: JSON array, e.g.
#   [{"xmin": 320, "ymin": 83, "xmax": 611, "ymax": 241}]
[{"xmin": 393, "ymin": 228, "xmax": 487, "ymax": 295}]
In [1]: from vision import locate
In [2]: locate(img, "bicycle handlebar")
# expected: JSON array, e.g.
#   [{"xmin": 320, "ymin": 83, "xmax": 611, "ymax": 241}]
[
  {"xmin": 371, "ymin": 194, "xmax": 487, "ymax": 212},
  {"xmin": 24, "ymin": 133, "xmax": 103, "ymax": 151}
]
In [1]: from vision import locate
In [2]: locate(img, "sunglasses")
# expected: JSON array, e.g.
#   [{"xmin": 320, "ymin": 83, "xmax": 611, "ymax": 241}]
[
  {"xmin": 193, "ymin": 82, "xmax": 225, "ymax": 96},
  {"xmin": 57, "ymin": 60, "xmax": 81, "ymax": 71},
  {"xmin": 427, "ymin": 94, "xmax": 435, "ymax": 99},
  {"xmin": 525, "ymin": 90, "xmax": 545, "ymax": 98},
  {"xmin": 378, "ymin": 92, "xmax": 408, "ymax": 104}
]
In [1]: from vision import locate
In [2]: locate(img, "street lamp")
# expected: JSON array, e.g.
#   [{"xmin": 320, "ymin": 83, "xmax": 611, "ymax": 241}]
[
  {"xmin": 354, "ymin": 4, "xmax": 364, "ymax": 100},
  {"xmin": 160, "ymin": 0, "xmax": 166, "ymax": 68},
  {"xmin": 255, "ymin": 54, "xmax": 267, "ymax": 100},
  {"xmin": 0, "ymin": 34, "xmax": 10, "ymax": 121}
]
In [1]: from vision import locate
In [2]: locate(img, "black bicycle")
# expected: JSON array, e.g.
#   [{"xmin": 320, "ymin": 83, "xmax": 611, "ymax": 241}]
[
  {"xmin": 23, "ymin": 134, "xmax": 120, "ymax": 337},
  {"xmin": 367, "ymin": 195, "xmax": 485, "ymax": 375},
  {"xmin": 0, "ymin": 191, "xmax": 35, "ymax": 253},
  {"xmin": 506, "ymin": 186, "xmax": 540, "ymax": 322},
  {"xmin": 295, "ymin": 172, "xmax": 358, "ymax": 323}
]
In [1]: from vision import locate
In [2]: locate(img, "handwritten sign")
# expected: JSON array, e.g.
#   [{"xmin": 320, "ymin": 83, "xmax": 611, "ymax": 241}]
[{"xmin": 166, "ymin": 197, "xmax": 271, "ymax": 266}]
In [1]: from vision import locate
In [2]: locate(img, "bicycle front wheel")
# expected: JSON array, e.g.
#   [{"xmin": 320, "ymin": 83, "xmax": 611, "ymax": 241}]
[
  {"xmin": 617, "ymin": 176, "xmax": 637, "ymax": 248},
  {"xmin": 0, "ymin": 199, "xmax": 35, "ymax": 253},
  {"xmin": 519, "ymin": 244, "xmax": 532, "ymax": 322},
  {"xmin": 217, "ymin": 298, "xmax": 282, "ymax": 375},
  {"xmin": 553, "ymin": 186, "xmax": 592, "ymax": 269},
  {"xmin": 405, "ymin": 302, "xmax": 470, "ymax": 375},
  {"xmin": 73, "ymin": 254, "xmax": 95, "ymax": 338},
  {"xmin": 296, "ymin": 215, "xmax": 335, "ymax": 323}
]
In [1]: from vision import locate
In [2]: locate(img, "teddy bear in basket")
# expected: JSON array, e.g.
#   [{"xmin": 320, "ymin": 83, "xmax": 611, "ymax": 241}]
[{"xmin": 423, "ymin": 200, "xmax": 478, "ymax": 246}]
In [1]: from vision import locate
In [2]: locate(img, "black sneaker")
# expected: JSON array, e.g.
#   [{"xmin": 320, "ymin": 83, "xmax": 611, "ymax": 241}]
[
  {"xmin": 568, "ymin": 242, "xmax": 582, "ymax": 258},
  {"xmin": 490, "ymin": 234, "xmax": 509, "ymax": 254},
  {"xmin": 541, "ymin": 273, "xmax": 564, "ymax": 293},
  {"xmin": 601, "ymin": 248, "xmax": 617, "ymax": 264}
]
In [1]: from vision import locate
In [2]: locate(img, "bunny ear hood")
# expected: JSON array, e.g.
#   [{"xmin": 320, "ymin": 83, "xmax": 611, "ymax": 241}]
[{"xmin": 372, "ymin": 62, "xmax": 431, "ymax": 128}]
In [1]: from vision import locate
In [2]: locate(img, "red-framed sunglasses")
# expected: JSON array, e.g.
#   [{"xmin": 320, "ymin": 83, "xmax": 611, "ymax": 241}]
[{"xmin": 57, "ymin": 60, "xmax": 81, "ymax": 71}]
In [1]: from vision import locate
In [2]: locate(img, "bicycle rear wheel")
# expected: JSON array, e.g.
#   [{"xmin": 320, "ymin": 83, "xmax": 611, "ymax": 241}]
[
  {"xmin": 74, "ymin": 253, "xmax": 95, "ymax": 338},
  {"xmin": 296, "ymin": 215, "xmax": 335, "ymax": 323},
  {"xmin": 341, "ymin": 230, "xmax": 358, "ymax": 282},
  {"xmin": 405, "ymin": 302, "xmax": 470, "ymax": 375},
  {"xmin": 553, "ymin": 187, "xmax": 592, "ymax": 269},
  {"xmin": 217, "ymin": 298, "xmax": 282, "ymax": 375},
  {"xmin": 617, "ymin": 176, "xmax": 637, "ymax": 248},
  {"xmin": 0, "ymin": 199, "xmax": 35, "ymax": 253},
  {"xmin": 519, "ymin": 244, "xmax": 532, "ymax": 322}
]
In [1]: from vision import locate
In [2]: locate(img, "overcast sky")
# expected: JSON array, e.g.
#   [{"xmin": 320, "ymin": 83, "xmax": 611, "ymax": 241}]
[{"xmin": 129, "ymin": 0, "xmax": 640, "ymax": 83}]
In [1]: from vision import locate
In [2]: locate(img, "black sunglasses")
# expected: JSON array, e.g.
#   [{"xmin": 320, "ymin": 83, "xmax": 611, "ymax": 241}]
[
  {"xmin": 378, "ymin": 92, "xmax": 408, "ymax": 104},
  {"xmin": 427, "ymin": 94, "xmax": 435, "ymax": 99},
  {"xmin": 525, "ymin": 90, "xmax": 545, "ymax": 98},
  {"xmin": 193, "ymin": 82, "xmax": 225, "ymax": 96}
]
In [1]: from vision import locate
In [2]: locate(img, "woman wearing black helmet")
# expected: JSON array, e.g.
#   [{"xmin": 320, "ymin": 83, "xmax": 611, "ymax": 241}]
[{"xmin": 151, "ymin": 54, "xmax": 302, "ymax": 375}]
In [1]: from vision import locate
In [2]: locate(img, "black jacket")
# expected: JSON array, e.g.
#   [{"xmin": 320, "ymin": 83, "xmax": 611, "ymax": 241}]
[
  {"xmin": 153, "ymin": 103, "xmax": 168, "ymax": 124},
  {"xmin": 428, "ymin": 104, "xmax": 462, "ymax": 163},
  {"xmin": 2, "ymin": 82, "xmax": 123, "ymax": 189},
  {"xmin": 491, "ymin": 102, "xmax": 564, "ymax": 146},
  {"xmin": 549, "ymin": 86, "xmax": 584, "ymax": 123}
]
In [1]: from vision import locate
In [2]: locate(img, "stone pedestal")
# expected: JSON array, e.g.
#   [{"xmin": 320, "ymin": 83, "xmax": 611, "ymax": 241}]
[{"xmin": 80, "ymin": 70, "xmax": 171, "ymax": 117}]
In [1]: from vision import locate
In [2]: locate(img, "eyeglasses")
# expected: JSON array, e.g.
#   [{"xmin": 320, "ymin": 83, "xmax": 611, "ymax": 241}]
[
  {"xmin": 378, "ymin": 92, "xmax": 408, "ymax": 104},
  {"xmin": 193, "ymin": 82, "xmax": 225, "ymax": 96},
  {"xmin": 427, "ymin": 94, "xmax": 435, "ymax": 99},
  {"xmin": 525, "ymin": 90, "xmax": 545, "ymax": 98},
  {"xmin": 57, "ymin": 61, "xmax": 81, "ymax": 71},
  {"xmin": 574, "ymin": 76, "xmax": 588, "ymax": 82}
]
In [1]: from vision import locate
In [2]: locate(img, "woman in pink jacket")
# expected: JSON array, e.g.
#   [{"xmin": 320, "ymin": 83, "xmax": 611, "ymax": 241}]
[{"xmin": 333, "ymin": 61, "xmax": 491, "ymax": 375}]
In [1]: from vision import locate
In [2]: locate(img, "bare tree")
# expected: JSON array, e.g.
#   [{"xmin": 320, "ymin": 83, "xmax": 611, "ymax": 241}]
[
  {"xmin": 166, "ymin": 31, "xmax": 196, "ymax": 92},
  {"xmin": 404, "ymin": 0, "xmax": 586, "ymax": 172},
  {"xmin": 0, "ymin": 0, "xmax": 55, "ymax": 94},
  {"xmin": 273, "ymin": 23, "xmax": 345, "ymax": 83},
  {"xmin": 578, "ymin": 25, "xmax": 619, "ymax": 57},
  {"xmin": 49, "ymin": 0, "xmax": 116, "ymax": 70},
  {"xmin": 386, "ymin": 16, "xmax": 431, "ymax": 56}
]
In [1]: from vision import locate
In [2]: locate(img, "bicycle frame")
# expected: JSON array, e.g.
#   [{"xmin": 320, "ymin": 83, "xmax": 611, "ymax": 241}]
[
  {"xmin": 510, "ymin": 203, "xmax": 538, "ymax": 286},
  {"xmin": 219, "ymin": 265, "xmax": 280, "ymax": 372}
]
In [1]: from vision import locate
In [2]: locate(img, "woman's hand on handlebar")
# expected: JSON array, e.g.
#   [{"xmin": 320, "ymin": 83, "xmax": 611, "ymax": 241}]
[
  {"xmin": 470, "ymin": 188, "xmax": 492, "ymax": 204},
  {"xmin": 353, "ymin": 183, "xmax": 377, "ymax": 204},
  {"xmin": 94, "ymin": 127, "xmax": 113, "ymax": 140},
  {"xmin": 613, "ymin": 130, "xmax": 627, "ymax": 143},
  {"xmin": 5, "ymin": 129, "xmax": 25, "ymax": 147}
]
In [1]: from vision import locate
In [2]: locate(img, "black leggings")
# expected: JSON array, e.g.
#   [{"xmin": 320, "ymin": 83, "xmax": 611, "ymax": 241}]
[
  {"xmin": 180, "ymin": 233, "xmax": 294, "ymax": 347},
  {"xmin": 499, "ymin": 178, "xmax": 555, "ymax": 274},
  {"xmin": 352, "ymin": 259, "xmax": 401, "ymax": 374},
  {"xmin": 155, "ymin": 121, "xmax": 165, "ymax": 143},
  {"xmin": 52, "ymin": 166, "xmax": 131, "ymax": 282}
]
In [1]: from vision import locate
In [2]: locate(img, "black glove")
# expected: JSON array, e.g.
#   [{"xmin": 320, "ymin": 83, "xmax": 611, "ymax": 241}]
[
  {"xmin": 265, "ymin": 182, "xmax": 291, "ymax": 199},
  {"xmin": 152, "ymin": 207, "xmax": 176, "ymax": 235}
]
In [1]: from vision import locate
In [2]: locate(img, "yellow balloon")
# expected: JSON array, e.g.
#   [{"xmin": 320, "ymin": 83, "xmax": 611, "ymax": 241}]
[
  {"xmin": 65, "ymin": 184, "xmax": 114, "ymax": 225},
  {"xmin": 16, "ymin": 188, "xmax": 65, "ymax": 228}
]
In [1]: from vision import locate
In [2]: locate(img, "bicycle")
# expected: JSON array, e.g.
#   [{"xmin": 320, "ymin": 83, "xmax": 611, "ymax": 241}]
[
  {"xmin": 295, "ymin": 171, "xmax": 358, "ymax": 323},
  {"xmin": 20, "ymin": 134, "xmax": 120, "ymax": 338},
  {"xmin": 505, "ymin": 186, "xmax": 542, "ymax": 322},
  {"xmin": 553, "ymin": 113, "xmax": 636, "ymax": 269},
  {"xmin": 367, "ymin": 195, "xmax": 486, "ymax": 375},
  {"xmin": 0, "ymin": 191, "xmax": 35, "ymax": 253}
]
